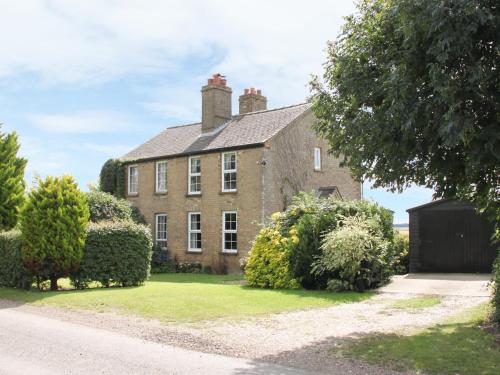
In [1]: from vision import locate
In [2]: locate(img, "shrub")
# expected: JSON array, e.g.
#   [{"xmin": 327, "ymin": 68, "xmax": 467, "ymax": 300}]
[
  {"xmin": 175, "ymin": 261, "xmax": 202, "ymax": 273},
  {"xmin": 245, "ymin": 214, "xmax": 300, "ymax": 289},
  {"xmin": 21, "ymin": 176, "xmax": 89, "ymax": 291},
  {"xmin": 86, "ymin": 189, "xmax": 147, "ymax": 225},
  {"xmin": 311, "ymin": 216, "xmax": 390, "ymax": 291},
  {"xmin": 71, "ymin": 221, "xmax": 152, "ymax": 288},
  {"xmin": 151, "ymin": 246, "xmax": 175, "ymax": 273},
  {"xmin": 0, "ymin": 230, "xmax": 32, "ymax": 289},
  {"xmin": 99, "ymin": 158, "xmax": 125, "ymax": 198},
  {"xmin": 87, "ymin": 189, "xmax": 132, "ymax": 222},
  {"xmin": 284, "ymin": 192, "xmax": 394, "ymax": 288},
  {"xmin": 390, "ymin": 231, "xmax": 410, "ymax": 275},
  {"xmin": 131, "ymin": 205, "xmax": 147, "ymax": 225},
  {"xmin": 291, "ymin": 213, "xmax": 325, "ymax": 288}
]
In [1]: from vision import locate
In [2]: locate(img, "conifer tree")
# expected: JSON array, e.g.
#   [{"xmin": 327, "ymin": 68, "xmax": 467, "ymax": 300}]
[
  {"xmin": 21, "ymin": 175, "xmax": 89, "ymax": 290},
  {"xmin": 0, "ymin": 124, "xmax": 27, "ymax": 230}
]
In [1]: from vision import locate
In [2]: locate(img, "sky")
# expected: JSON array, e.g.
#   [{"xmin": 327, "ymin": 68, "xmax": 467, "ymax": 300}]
[{"xmin": 0, "ymin": 0, "xmax": 434, "ymax": 224}]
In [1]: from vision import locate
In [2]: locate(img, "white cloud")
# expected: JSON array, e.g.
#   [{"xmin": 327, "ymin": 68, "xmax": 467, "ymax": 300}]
[
  {"xmin": 27, "ymin": 111, "xmax": 133, "ymax": 133},
  {"xmin": 0, "ymin": 0, "xmax": 355, "ymax": 96}
]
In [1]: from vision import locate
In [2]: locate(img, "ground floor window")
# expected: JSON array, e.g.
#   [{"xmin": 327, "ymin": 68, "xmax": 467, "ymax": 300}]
[
  {"xmin": 222, "ymin": 211, "xmax": 237, "ymax": 253},
  {"xmin": 155, "ymin": 214, "xmax": 167, "ymax": 250},
  {"xmin": 188, "ymin": 212, "xmax": 202, "ymax": 252}
]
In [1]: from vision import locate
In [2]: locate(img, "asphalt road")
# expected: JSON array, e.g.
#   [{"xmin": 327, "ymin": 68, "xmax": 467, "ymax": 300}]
[{"xmin": 0, "ymin": 307, "xmax": 316, "ymax": 375}]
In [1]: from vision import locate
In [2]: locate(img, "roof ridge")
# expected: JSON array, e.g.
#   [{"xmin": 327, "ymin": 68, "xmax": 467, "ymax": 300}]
[
  {"xmin": 162, "ymin": 122, "xmax": 201, "ymax": 130},
  {"xmin": 235, "ymin": 102, "xmax": 309, "ymax": 117}
]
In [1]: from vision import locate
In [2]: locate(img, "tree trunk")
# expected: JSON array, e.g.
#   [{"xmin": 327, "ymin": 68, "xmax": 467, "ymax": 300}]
[{"xmin": 50, "ymin": 275, "xmax": 58, "ymax": 291}]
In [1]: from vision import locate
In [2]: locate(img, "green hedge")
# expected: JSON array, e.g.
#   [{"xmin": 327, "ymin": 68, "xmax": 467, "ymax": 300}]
[
  {"xmin": 0, "ymin": 230, "xmax": 32, "ymax": 289},
  {"xmin": 71, "ymin": 221, "xmax": 152, "ymax": 288}
]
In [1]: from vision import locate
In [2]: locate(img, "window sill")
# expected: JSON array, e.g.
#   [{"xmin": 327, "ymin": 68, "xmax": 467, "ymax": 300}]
[
  {"xmin": 187, "ymin": 249, "xmax": 202, "ymax": 254},
  {"xmin": 186, "ymin": 193, "xmax": 202, "ymax": 197},
  {"xmin": 154, "ymin": 191, "xmax": 168, "ymax": 195},
  {"xmin": 221, "ymin": 250, "xmax": 238, "ymax": 255},
  {"xmin": 220, "ymin": 190, "xmax": 237, "ymax": 195},
  {"xmin": 127, "ymin": 193, "xmax": 139, "ymax": 197}
]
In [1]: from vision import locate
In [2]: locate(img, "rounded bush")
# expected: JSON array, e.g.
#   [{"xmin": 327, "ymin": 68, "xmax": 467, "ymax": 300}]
[
  {"xmin": 311, "ymin": 216, "xmax": 390, "ymax": 291},
  {"xmin": 71, "ymin": 221, "xmax": 152, "ymax": 288},
  {"xmin": 245, "ymin": 215, "xmax": 300, "ymax": 289},
  {"xmin": 87, "ymin": 190, "xmax": 132, "ymax": 222}
]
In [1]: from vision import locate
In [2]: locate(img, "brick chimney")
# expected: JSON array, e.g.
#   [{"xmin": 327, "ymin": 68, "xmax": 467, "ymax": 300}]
[
  {"xmin": 201, "ymin": 73, "xmax": 232, "ymax": 132},
  {"xmin": 239, "ymin": 87, "xmax": 267, "ymax": 114}
]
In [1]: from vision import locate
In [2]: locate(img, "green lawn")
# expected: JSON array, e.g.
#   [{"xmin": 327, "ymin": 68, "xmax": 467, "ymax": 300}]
[
  {"xmin": 344, "ymin": 303, "xmax": 500, "ymax": 375},
  {"xmin": 0, "ymin": 273, "xmax": 372, "ymax": 323},
  {"xmin": 390, "ymin": 296, "xmax": 441, "ymax": 310}
]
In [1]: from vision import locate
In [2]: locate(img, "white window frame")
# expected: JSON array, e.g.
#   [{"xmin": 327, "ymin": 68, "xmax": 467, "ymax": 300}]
[
  {"xmin": 188, "ymin": 156, "xmax": 201, "ymax": 195},
  {"xmin": 222, "ymin": 211, "xmax": 238, "ymax": 254},
  {"xmin": 155, "ymin": 160, "xmax": 168, "ymax": 193},
  {"xmin": 314, "ymin": 147, "xmax": 322, "ymax": 171},
  {"xmin": 187, "ymin": 212, "xmax": 202, "ymax": 252},
  {"xmin": 221, "ymin": 152, "xmax": 237, "ymax": 192},
  {"xmin": 128, "ymin": 165, "xmax": 139, "ymax": 195},
  {"xmin": 155, "ymin": 213, "xmax": 168, "ymax": 250}
]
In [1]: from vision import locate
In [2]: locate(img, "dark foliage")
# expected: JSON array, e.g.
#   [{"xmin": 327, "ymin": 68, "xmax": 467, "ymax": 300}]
[
  {"xmin": 0, "ymin": 230, "xmax": 32, "ymax": 289},
  {"xmin": 99, "ymin": 158, "xmax": 125, "ymax": 198}
]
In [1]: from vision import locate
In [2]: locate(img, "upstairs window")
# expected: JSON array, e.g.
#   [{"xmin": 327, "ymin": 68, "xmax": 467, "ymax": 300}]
[
  {"xmin": 128, "ymin": 165, "xmax": 138, "ymax": 195},
  {"xmin": 188, "ymin": 156, "xmax": 201, "ymax": 194},
  {"xmin": 222, "ymin": 211, "xmax": 237, "ymax": 253},
  {"xmin": 188, "ymin": 212, "xmax": 202, "ymax": 252},
  {"xmin": 314, "ymin": 147, "xmax": 322, "ymax": 171},
  {"xmin": 156, "ymin": 161, "xmax": 168, "ymax": 193},
  {"xmin": 222, "ymin": 152, "xmax": 237, "ymax": 192},
  {"xmin": 155, "ymin": 214, "xmax": 167, "ymax": 250}
]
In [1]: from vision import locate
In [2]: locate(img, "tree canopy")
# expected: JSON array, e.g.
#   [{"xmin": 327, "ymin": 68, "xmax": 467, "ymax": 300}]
[
  {"xmin": 20, "ymin": 176, "xmax": 89, "ymax": 290},
  {"xmin": 310, "ymin": 0, "xmax": 499, "ymax": 222},
  {"xmin": 0, "ymin": 125, "xmax": 27, "ymax": 230}
]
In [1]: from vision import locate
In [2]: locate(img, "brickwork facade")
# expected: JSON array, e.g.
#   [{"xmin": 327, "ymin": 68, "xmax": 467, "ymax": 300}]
[{"xmin": 126, "ymin": 148, "xmax": 264, "ymax": 272}]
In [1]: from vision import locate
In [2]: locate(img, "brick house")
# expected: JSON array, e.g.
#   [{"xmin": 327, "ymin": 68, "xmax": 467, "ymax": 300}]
[{"xmin": 122, "ymin": 74, "xmax": 361, "ymax": 272}]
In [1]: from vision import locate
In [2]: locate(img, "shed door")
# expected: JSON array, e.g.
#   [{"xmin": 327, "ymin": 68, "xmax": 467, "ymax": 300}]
[{"xmin": 419, "ymin": 209, "xmax": 495, "ymax": 273}]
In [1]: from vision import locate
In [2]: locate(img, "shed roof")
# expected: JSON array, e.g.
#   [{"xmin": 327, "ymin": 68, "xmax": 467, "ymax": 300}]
[{"xmin": 406, "ymin": 198, "xmax": 475, "ymax": 212}]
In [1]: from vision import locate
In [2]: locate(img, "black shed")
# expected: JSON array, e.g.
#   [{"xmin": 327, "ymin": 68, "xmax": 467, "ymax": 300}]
[{"xmin": 407, "ymin": 199, "xmax": 496, "ymax": 273}]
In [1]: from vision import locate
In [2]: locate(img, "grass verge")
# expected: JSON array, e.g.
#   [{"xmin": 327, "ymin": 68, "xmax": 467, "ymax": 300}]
[
  {"xmin": 0, "ymin": 273, "xmax": 372, "ymax": 323},
  {"xmin": 344, "ymin": 303, "xmax": 499, "ymax": 375}
]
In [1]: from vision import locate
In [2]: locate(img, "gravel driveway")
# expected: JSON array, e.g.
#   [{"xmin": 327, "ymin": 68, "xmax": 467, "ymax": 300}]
[{"xmin": 0, "ymin": 288, "xmax": 488, "ymax": 374}]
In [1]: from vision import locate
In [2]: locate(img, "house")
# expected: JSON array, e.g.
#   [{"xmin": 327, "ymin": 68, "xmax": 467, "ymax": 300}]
[
  {"xmin": 407, "ymin": 199, "xmax": 496, "ymax": 273},
  {"xmin": 121, "ymin": 74, "xmax": 361, "ymax": 272}
]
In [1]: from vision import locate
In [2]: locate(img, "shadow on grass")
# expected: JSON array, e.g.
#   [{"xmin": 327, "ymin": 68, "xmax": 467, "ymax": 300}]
[
  {"xmin": 229, "ymin": 319, "xmax": 499, "ymax": 375},
  {"xmin": 342, "ymin": 322, "xmax": 500, "ymax": 375}
]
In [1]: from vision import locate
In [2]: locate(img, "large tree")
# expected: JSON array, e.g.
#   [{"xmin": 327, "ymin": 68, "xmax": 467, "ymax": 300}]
[
  {"xmin": 310, "ymin": 0, "xmax": 499, "ymax": 223},
  {"xmin": 0, "ymin": 124, "xmax": 27, "ymax": 230},
  {"xmin": 21, "ymin": 176, "xmax": 89, "ymax": 290}
]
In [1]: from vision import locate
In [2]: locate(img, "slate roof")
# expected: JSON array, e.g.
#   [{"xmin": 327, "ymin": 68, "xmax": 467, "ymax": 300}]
[{"xmin": 122, "ymin": 103, "xmax": 310, "ymax": 162}]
